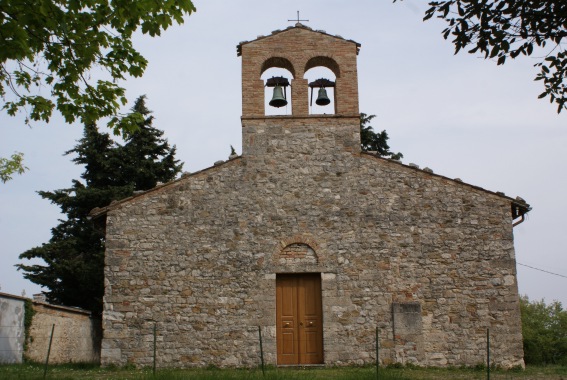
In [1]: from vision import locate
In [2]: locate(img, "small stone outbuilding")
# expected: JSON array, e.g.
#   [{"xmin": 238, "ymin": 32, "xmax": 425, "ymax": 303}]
[{"xmin": 92, "ymin": 23, "xmax": 530, "ymax": 368}]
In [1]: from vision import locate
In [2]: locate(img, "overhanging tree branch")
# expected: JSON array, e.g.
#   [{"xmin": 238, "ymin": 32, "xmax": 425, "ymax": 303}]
[
  {"xmin": 395, "ymin": 0, "xmax": 567, "ymax": 113},
  {"xmin": 1, "ymin": 0, "xmax": 196, "ymax": 130}
]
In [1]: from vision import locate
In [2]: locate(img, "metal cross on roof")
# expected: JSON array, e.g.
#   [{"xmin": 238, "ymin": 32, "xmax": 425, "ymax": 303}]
[{"xmin": 288, "ymin": 11, "xmax": 309, "ymax": 25}]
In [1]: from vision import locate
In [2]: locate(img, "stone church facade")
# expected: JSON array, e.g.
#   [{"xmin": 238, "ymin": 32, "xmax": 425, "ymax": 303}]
[{"xmin": 93, "ymin": 24, "xmax": 530, "ymax": 368}]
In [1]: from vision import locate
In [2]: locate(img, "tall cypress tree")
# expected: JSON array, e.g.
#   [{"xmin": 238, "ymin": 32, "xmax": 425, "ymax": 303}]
[
  {"xmin": 17, "ymin": 96, "xmax": 183, "ymax": 315},
  {"xmin": 119, "ymin": 95, "xmax": 182, "ymax": 189}
]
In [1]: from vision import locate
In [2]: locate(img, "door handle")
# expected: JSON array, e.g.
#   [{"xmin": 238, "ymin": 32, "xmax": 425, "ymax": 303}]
[
  {"xmin": 284, "ymin": 322, "xmax": 290, "ymax": 328},
  {"xmin": 308, "ymin": 321, "xmax": 314, "ymax": 327}
]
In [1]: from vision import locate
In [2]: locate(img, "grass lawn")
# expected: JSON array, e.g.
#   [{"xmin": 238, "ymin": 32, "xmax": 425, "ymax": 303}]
[{"xmin": 1, "ymin": 363, "xmax": 566, "ymax": 379}]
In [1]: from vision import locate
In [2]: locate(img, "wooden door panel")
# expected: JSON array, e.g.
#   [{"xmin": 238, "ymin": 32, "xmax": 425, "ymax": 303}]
[
  {"xmin": 280, "ymin": 277, "xmax": 296, "ymax": 317},
  {"xmin": 305, "ymin": 331, "xmax": 319, "ymax": 353},
  {"xmin": 281, "ymin": 332, "xmax": 295, "ymax": 354},
  {"xmin": 301, "ymin": 277, "xmax": 319, "ymax": 316},
  {"xmin": 277, "ymin": 274, "xmax": 323, "ymax": 365},
  {"xmin": 298, "ymin": 274, "xmax": 323, "ymax": 364},
  {"xmin": 276, "ymin": 276, "xmax": 299, "ymax": 365}
]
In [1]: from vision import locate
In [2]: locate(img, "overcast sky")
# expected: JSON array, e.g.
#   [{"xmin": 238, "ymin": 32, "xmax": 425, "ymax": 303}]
[{"xmin": 1, "ymin": 1, "xmax": 566, "ymax": 306}]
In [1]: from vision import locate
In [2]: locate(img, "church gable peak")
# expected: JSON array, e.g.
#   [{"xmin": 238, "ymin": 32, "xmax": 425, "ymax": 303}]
[{"xmin": 236, "ymin": 24, "xmax": 360, "ymax": 57}]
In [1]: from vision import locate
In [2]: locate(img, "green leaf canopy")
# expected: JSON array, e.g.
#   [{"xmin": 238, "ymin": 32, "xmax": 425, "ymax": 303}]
[{"xmin": 0, "ymin": 0, "xmax": 196, "ymax": 131}]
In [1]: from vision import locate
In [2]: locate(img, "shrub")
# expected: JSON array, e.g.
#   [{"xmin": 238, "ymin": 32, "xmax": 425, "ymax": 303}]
[{"xmin": 520, "ymin": 296, "xmax": 567, "ymax": 365}]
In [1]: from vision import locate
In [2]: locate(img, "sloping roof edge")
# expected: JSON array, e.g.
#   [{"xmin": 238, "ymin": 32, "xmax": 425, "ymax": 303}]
[
  {"xmin": 360, "ymin": 152, "xmax": 531, "ymax": 219},
  {"xmin": 33, "ymin": 300, "xmax": 92, "ymax": 316},
  {"xmin": 236, "ymin": 23, "xmax": 361, "ymax": 56},
  {"xmin": 0, "ymin": 291, "xmax": 92, "ymax": 316},
  {"xmin": 0, "ymin": 291, "xmax": 28, "ymax": 302},
  {"xmin": 90, "ymin": 153, "xmax": 530, "ymax": 221},
  {"xmin": 89, "ymin": 156, "xmax": 242, "ymax": 219}
]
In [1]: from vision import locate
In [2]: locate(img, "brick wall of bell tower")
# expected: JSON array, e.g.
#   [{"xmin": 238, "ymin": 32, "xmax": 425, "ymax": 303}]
[{"xmin": 237, "ymin": 25, "xmax": 362, "ymax": 157}]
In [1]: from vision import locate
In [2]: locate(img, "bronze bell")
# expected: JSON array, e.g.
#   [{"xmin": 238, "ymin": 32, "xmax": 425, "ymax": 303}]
[
  {"xmin": 315, "ymin": 87, "xmax": 330, "ymax": 106},
  {"xmin": 269, "ymin": 85, "xmax": 287, "ymax": 108}
]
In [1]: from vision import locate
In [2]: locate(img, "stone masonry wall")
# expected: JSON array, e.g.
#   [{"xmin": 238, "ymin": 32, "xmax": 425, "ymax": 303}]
[
  {"xmin": 26, "ymin": 303, "xmax": 101, "ymax": 364},
  {"xmin": 101, "ymin": 116, "xmax": 524, "ymax": 368}
]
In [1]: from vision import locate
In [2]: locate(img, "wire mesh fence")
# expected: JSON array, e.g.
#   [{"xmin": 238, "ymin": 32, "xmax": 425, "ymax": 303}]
[
  {"xmin": 0, "ymin": 324, "xmax": 100, "ymax": 365},
  {"xmin": 1, "ymin": 322, "xmax": 525, "ymax": 380}
]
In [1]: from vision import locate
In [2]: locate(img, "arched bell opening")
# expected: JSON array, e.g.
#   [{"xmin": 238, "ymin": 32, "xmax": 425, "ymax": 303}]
[
  {"xmin": 305, "ymin": 56, "xmax": 340, "ymax": 78},
  {"xmin": 261, "ymin": 67, "xmax": 294, "ymax": 116},
  {"xmin": 304, "ymin": 66, "xmax": 336, "ymax": 115}
]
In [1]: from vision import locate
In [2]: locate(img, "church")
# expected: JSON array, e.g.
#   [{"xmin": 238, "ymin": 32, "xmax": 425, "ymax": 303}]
[{"xmin": 92, "ymin": 23, "xmax": 530, "ymax": 368}]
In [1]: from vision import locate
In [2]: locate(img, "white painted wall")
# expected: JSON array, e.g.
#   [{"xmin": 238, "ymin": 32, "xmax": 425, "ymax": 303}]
[{"xmin": 0, "ymin": 293, "xmax": 26, "ymax": 363}]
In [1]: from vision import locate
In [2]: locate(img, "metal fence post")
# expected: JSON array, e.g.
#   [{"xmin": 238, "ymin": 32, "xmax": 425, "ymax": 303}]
[
  {"xmin": 486, "ymin": 328, "xmax": 490, "ymax": 380},
  {"xmin": 258, "ymin": 326, "xmax": 265, "ymax": 377},
  {"xmin": 153, "ymin": 322, "xmax": 157, "ymax": 376},
  {"xmin": 375, "ymin": 327, "xmax": 380, "ymax": 380},
  {"xmin": 43, "ymin": 324, "xmax": 55, "ymax": 380}
]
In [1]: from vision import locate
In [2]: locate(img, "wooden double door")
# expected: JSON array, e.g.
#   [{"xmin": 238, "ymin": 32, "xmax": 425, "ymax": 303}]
[{"xmin": 276, "ymin": 273, "xmax": 324, "ymax": 365}]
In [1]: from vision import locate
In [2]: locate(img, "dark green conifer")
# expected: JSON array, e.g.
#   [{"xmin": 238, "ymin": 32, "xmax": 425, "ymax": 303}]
[
  {"xmin": 18, "ymin": 97, "xmax": 183, "ymax": 315},
  {"xmin": 119, "ymin": 95, "xmax": 182, "ymax": 189},
  {"xmin": 360, "ymin": 113, "xmax": 403, "ymax": 160}
]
